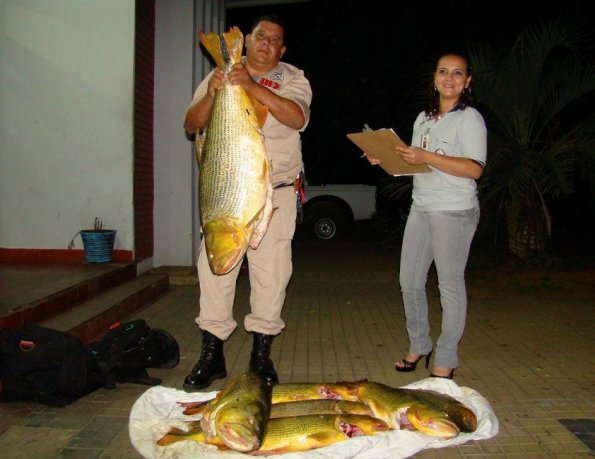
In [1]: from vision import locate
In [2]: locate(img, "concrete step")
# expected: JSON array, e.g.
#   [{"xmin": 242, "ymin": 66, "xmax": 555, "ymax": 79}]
[
  {"xmin": 150, "ymin": 265, "xmax": 197, "ymax": 285},
  {"xmin": 39, "ymin": 273, "xmax": 169, "ymax": 343},
  {"xmin": 0, "ymin": 263, "xmax": 137, "ymax": 328}
]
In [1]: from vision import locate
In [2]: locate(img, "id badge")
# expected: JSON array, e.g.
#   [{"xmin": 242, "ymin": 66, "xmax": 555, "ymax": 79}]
[{"xmin": 421, "ymin": 132, "xmax": 429, "ymax": 150}]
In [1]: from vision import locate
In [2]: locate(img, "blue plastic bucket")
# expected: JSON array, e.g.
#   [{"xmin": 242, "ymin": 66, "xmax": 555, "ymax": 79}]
[{"xmin": 81, "ymin": 230, "xmax": 116, "ymax": 263}]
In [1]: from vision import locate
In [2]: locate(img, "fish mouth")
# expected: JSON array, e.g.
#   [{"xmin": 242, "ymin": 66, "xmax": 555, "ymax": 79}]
[
  {"xmin": 217, "ymin": 421, "xmax": 261, "ymax": 452},
  {"xmin": 204, "ymin": 218, "xmax": 248, "ymax": 275},
  {"xmin": 406, "ymin": 403, "xmax": 460, "ymax": 439}
]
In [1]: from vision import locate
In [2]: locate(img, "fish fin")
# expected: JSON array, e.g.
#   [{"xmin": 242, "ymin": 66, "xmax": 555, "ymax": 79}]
[
  {"xmin": 221, "ymin": 26, "xmax": 243, "ymax": 65},
  {"xmin": 155, "ymin": 424, "xmax": 205, "ymax": 446},
  {"xmin": 199, "ymin": 32, "xmax": 226, "ymax": 69},
  {"xmin": 245, "ymin": 89, "xmax": 269, "ymax": 128},
  {"xmin": 186, "ymin": 420, "xmax": 203, "ymax": 431},
  {"xmin": 307, "ymin": 431, "xmax": 344, "ymax": 445},
  {"xmin": 261, "ymin": 156, "xmax": 272, "ymax": 184},
  {"xmin": 156, "ymin": 433, "xmax": 184, "ymax": 446},
  {"xmin": 156, "ymin": 427, "xmax": 229, "ymax": 449},
  {"xmin": 164, "ymin": 426, "xmax": 189, "ymax": 436},
  {"xmin": 249, "ymin": 184, "xmax": 274, "ymax": 249}
]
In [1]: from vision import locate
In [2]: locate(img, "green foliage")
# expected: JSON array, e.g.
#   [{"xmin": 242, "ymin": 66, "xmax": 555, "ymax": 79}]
[{"xmin": 469, "ymin": 15, "xmax": 595, "ymax": 258}]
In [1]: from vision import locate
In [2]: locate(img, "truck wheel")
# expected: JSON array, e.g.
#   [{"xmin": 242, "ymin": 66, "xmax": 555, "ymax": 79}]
[
  {"xmin": 313, "ymin": 216, "xmax": 338, "ymax": 240},
  {"xmin": 306, "ymin": 202, "xmax": 350, "ymax": 240}
]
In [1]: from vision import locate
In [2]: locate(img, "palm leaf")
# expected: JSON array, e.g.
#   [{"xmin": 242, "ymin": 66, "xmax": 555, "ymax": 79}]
[{"xmin": 470, "ymin": 14, "xmax": 595, "ymax": 258}]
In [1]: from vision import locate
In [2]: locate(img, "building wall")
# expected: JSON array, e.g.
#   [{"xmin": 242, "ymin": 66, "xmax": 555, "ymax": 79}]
[
  {"xmin": 153, "ymin": 0, "xmax": 196, "ymax": 268},
  {"xmin": 0, "ymin": 1, "xmax": 135, "ymax": 255},
  {"xmin": 153, "ymin": 0, "xmax": 223, "ymax": 267},
  {"xmin": 0, "ymin": 0, "xmax": 227, "ymax": 268}
]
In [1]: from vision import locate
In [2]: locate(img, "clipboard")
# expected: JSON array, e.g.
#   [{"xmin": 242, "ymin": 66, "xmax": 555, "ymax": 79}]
[{"xmin": 347, "ymin": 128, "xmax": 431, "ymax": 176}]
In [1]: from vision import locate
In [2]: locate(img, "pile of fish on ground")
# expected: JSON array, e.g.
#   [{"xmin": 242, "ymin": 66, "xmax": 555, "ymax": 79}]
[{"xmin": 154, "ymin": 372, "xmax": 479, "ymax": 456}]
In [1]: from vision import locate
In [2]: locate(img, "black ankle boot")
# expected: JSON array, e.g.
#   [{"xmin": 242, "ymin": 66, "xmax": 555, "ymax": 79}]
[
  {"xmin": 183, "ymin": 331, "xmax": 227, "ymax": 391},
  {"xmin": 248, "ymin": 332, "xmax": 279, "ymax": 385}
]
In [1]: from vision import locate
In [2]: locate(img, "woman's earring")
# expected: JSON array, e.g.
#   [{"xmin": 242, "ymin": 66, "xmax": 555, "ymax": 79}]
[{"xmin": 433, "ymin": 84, "xmax": 438, "ymax": 91}]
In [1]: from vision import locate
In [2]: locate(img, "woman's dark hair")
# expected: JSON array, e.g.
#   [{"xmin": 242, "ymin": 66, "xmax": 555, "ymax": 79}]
[
  {"xmin": 250, "ymin": 14, "xmax": 287, "ymax": 45},
  {"xmin": 425, "ymin": 51, "xmax": 474, "ymax": 119}
]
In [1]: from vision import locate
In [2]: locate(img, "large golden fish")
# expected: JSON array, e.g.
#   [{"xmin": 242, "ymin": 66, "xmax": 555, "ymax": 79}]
[
  {"xmin": 199, "ymin": 372, "xmax": 271, "ymax": 452},
  {"xmin": 197, "ymin": 26, "xmax": 273, "ymax": 275},
  {"xmin": 355, "ymin": 381, "xmax": 460, "ymax": 439},
  {"xmin": 155, "ymin": 414, "xmax": 389, "ymax": 455}
]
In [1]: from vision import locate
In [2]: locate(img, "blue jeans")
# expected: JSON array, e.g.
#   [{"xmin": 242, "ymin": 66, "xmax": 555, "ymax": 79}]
[{"xmin": 399, "ymin": 207, "xmax": 479, "ymax": 369}]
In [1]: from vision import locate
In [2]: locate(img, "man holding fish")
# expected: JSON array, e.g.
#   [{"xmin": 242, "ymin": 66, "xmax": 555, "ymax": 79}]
[{"xmin": 182, "ymin": 15, "xmax": 312, "ymax": 390}]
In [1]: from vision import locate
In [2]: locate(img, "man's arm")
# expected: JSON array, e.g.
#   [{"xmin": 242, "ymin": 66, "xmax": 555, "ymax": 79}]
[
  {"xmin": 229, "ymin": 64, "xmax": 307, "ymax": 130},
  {"xmin": 183, "ymin": 94, "xmax": 214, "ymax": 134},
  {"xmin": 183, "ymin": 69, "xmax": 224, "ymax": 134},
  {"xmin": 248, "ymin": 82, "xmax": 305, "ymax": 130}
]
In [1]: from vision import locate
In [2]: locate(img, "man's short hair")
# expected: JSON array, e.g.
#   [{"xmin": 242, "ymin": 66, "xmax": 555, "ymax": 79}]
[{"xmin": 250, "ymin": 14, "xmax": 287, "ymax": 45}]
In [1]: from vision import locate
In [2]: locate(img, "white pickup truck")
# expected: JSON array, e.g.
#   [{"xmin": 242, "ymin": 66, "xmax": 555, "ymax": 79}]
[{"xmin": 299, "ymin": 184, "xmax": 377, "ymax": 240}]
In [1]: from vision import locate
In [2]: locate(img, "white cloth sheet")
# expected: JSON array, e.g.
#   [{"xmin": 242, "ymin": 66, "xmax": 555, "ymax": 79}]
[{"xmin": 129, "ymin": 377, "xmax": 499, "ymax": 459}]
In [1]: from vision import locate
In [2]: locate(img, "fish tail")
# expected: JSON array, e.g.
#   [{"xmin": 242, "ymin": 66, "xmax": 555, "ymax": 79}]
[
  {"xmin": 199, "ymin": 26, "xmax": 244, "ymax": 71},
  {"xmin": 199, "ymin": 32, "xmax": 226, "ymax": 69},
  {"xmin": 156, "ymin": 422, "xmax": 229, "ymax": 449},
  {"xmin": 156, "ymin": 433, "xmax": 183, "ymax": 446},
  {"xmin": 155, "ymin": 425, "xmax": 200, "ymax": 446},
  {"xmin": 222, "ymin": 26, "xmax": 243, "ymax": 65}
]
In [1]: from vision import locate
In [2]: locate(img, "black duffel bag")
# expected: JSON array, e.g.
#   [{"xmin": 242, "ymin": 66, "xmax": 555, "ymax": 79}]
[
  {"xmin": 0, "ymin": 324, "xmax": 108, "ymax": 406},
  {"xmin": 88, "ymin": 319, "xmax": 180, "ymax": 386}
]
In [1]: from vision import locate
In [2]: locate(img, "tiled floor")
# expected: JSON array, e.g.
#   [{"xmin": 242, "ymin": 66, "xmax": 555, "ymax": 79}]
[{"xmin": 1, "ymin": 224, "xmax": 594, "ymax": 458}]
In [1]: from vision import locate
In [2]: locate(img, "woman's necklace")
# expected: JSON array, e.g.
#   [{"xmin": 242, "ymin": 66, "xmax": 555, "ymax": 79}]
[{"xmin": 435, "ymin": 110, "xmax": 450, "ymax": 121}]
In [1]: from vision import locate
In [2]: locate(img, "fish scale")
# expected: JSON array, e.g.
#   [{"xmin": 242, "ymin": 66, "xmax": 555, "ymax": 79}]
[
  {"xmin": 197, "ymin": 26, "xmax": 272, "ymax": 276},
  {"xmin": 249, "ymin": 414, "xmax": 390, "ymax": 456}
]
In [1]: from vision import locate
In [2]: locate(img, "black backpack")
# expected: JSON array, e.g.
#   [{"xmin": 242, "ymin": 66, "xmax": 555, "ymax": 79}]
[
  {"xmin": 0, "ymin": 325, "xmax": 109, "ymax": 407},
  {"xmin": 88, "ymin": 319, "xmax": 180, "ymax": 386}
]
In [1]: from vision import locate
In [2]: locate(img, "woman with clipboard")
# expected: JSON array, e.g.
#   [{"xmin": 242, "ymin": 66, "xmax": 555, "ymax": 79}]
[{"xmin": 366, "ymin": 51, "xmax": 487, "ymax": 380}]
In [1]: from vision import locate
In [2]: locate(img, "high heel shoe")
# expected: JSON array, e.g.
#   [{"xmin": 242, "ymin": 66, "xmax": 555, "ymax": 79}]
[
  {"xmin": 430, "ymin": 369, "xmax": 454, "ymax": 379},
  {"xmin": 395, "ymin": 350, "xmax": 432, "ymax": 373}
]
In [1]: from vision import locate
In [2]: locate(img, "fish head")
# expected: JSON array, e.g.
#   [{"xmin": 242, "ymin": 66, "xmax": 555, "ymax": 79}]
[
  {"xmin": 406, "ymin": 403, "xmax": 460, "ymax": 439},
  {"xmin": 214, "ymin": 399, "xmax": 267, "ymax": 452},
  {"xmin": 203, "ymin": 218, "xmax": 249, "ymax": 275}
]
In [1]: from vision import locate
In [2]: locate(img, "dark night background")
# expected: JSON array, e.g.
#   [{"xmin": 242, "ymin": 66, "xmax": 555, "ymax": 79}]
[
  {"xmin": 227, "ymin": 0, "xmax": 595, "ymax": 261},
  {"xmin": 228, "ymin": 0, "xmax": 595, "ymax": 186}
]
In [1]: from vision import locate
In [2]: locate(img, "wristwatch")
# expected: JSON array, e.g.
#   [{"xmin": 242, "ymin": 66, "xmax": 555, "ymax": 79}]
[{"xmin": 435, "ymin": 148, "xmax": 446, "ymax": 156}]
